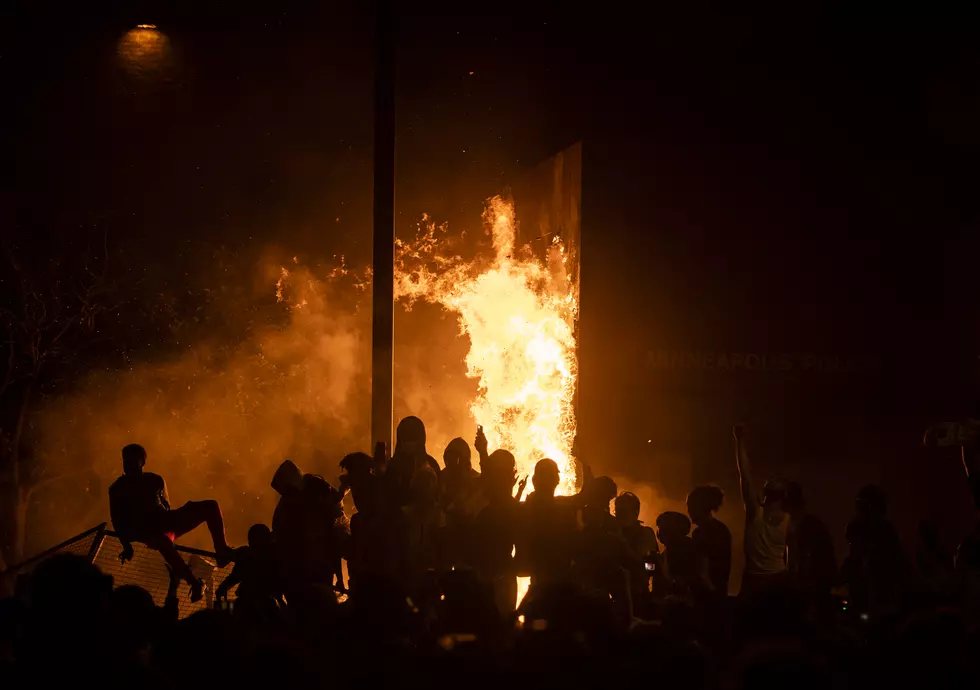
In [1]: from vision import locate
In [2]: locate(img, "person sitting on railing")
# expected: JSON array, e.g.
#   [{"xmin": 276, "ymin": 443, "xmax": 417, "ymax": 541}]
[{"xmin": 109, "ymin": 443, "xmax": 233, "ymax": 602}]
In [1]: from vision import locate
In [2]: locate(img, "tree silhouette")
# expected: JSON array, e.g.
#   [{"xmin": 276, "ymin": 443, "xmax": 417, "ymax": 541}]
[{"xmin": 0, "ymin": 237, "xmax": 124, "ymax": 568}]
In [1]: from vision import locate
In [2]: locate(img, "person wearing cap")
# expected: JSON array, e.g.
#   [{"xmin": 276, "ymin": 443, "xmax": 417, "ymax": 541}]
[{"xmin": 733, "ymin": 426, "xmax": 790, "ymax": 596}]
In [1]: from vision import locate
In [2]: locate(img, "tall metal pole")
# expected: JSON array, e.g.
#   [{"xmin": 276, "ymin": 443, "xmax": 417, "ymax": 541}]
[{"xmin": 371, "ymin": 0, "xmax": 395, "ymax": 453}]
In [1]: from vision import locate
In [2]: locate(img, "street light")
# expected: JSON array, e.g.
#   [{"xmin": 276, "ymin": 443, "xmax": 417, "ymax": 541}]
[{"xmin": 117, "ymin": 24, "xmax": 172, "ymax": 79}]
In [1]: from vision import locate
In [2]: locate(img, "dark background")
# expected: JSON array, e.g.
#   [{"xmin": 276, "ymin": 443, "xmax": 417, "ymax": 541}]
[{"xmin": 4, "ymin": 3, "xmax": 979, "ymax": 567}]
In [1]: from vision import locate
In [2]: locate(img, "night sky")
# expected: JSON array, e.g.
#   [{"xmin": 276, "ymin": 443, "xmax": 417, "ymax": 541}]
[{"xmin": 5, "ymin": 3, "xmax": 980, "ymax": 551}]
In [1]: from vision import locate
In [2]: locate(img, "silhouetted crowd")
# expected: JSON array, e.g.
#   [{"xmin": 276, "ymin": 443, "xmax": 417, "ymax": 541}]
[{"xmin": 2, "ymin": 416, "xmax": 979, "ymax": 689}]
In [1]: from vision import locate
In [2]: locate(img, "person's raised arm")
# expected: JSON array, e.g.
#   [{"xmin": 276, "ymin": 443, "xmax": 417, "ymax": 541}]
[
  {"xmin": 474, "ymin": 426, "xmax": 489, "ymax": 471},
  {"xmin": 216, "ymin": 562, "xmax": 243, "ymax": 600},
  {"xmin": 925, "ymin": 420, "xmax": 980, "ymax": 510},
  {"xmin": 515, "ymin": 475, "xmax": 528, "ymax": 502},
  {"xmin": 734, "ymin": 425, "xmax": 757, "ymax": 520},
  {"xmin": 964, "ymin": 445, "xmax": 980, "ymax": 512}
]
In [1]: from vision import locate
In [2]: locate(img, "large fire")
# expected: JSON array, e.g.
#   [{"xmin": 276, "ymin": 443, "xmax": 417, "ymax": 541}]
[
  {"xmin": 276, "ymin": 195, "xmax": 579, "ymax": 610},
  {"xmin": 394, "ymin": 196, "xmax": 579, "ymax": 496}
]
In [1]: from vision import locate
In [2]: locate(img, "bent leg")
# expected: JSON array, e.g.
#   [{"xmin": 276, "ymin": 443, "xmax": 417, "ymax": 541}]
[
  {"xmin": 144, "ymin": 536, "xmax": 200, "ymax": 587},
  {"xmin": 164, "ymin": 500, "xmax": 229, "ymax": 553}
]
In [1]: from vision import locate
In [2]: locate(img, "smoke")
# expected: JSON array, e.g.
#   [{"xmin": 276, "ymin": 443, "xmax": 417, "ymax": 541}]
[
  {"xmin": 611, "ymin": 475, "xmax": 690, "ymax": 528},
  {"xmin": 25, "ymin": 232, "xmax": 491, "ymax": 553},
  {"xmin": 23, "ymin": 202, "xmax": 646, "ymax": 560},
  {"xmin": 30, "ymin": 255, "xmax": 371, "ymax": 550}
]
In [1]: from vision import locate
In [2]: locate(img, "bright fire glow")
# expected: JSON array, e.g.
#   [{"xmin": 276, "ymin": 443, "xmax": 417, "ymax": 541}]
[
  {"xmin": 395, "ymin": 196, "xmax": 579, "ymax": 497},
  {"xmin": 275, "ymin": 196, "xmax": 576, "ymax": 611}
]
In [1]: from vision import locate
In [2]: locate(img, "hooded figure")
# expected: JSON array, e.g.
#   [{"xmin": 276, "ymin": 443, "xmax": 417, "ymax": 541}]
[
  {"xmin": 271, "ymin": 459, "xmax": 346, "ymax": 599},
  {"xmin": 387, "ymin": 416, "xmax": 441, "ymax": 506}
]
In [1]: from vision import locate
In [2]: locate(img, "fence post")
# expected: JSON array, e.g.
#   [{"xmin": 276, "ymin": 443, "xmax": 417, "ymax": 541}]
[{"xmin": 86, "ymin": 523, "xmax": 108, "ymax": 564}]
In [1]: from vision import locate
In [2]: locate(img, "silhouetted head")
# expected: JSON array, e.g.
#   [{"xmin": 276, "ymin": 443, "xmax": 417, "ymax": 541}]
[
  {"xmin": 614, "ymin": 491, "xmax": 641, "ymax": 523},
  {"xmin": 271, "ymin": 459, "xmax": 303, "ymax": 496},
  {"xmin": 30, "ymin": 554, "xmax": 113, "ymax": 624},
  {"xmin": 112, "ymin": 584, "xmax": 156, "ymax": 617},
  {"xmin": 396, "ymin": 416, "xmax": 427, "ymax": 455},
  {"xmin": 122, "ymin": 444, "xmax": 146, "ymax": 475},
  {"xmin": 586, "ymin": 476, "xmax": 618, "ymax": 513},
  {"xmin": 656, "ymin": 511, "xmax": 692, "ymax": 546},
  {"xmin": 110, "ymin": 585, "xmax": 158, "ymax": 653},
  {"xmin": 532, "ymin": 458, "xmax": 561, "ymax": 496},
  {"xmin": 443, "ymin": 437, "xmax": 472, "ymax": 472},
  {"xmin": 761, "ymin": 475, "xmax": 788, "ymax": 515},
  {"xmin": 247, "ymin": 523, "xmax": 273, "ymax": 549},
  {"xmin": 339, "ymin": 452, "xmax": 373, "ymax": 479},
  {"xmin": 687, "ymin": 485, "xmax": 724, "ymax": 525},
  {"xmin": 855, "ymin": 484, "xmax": 887, "ymax": 520},
  {"xmin": 484, "ymin": 449, "xmax": 517, "ymax": 497},
  {"xmin": 783, "ymin": 482, "xmax": 806, "ymax": 517}
]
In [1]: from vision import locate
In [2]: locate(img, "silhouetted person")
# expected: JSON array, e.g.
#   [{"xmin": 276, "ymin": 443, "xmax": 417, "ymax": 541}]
[
  {"xmin": 518, "ymin": 458, "xmax": 578, "ymax": 589},
  {"xmin": 387, "ymin": 416, "xmax": 441, "ymax": 506},
  {"xmin": 300, "ymin": 472, "xmax": 347, "ymax": 591},
  {"xmin": 583, "ymin": 475, "xmax": 618, "ymax": 533},
  {"xmin": 396, "ymin": 467, "xmax": 446, "ymax": 598},
  {"xmin": 615, "ymin": 491, "xmax": 659, "ymax": 613},
  {"xmin": 216, "ymin": 524, "xmax": 284, "ymax": 621},
  {"xmin": 957, "ymin": 444, "xmax": 980, "ymax": 584},
  {"xmin": 574, "ymin": 501, "xmax": 639, "ymax": 625},
  {"xmin": 655, "ymin": 511, "xmax": 699, "ymax": 598},
  {"xmin": 341, "ymin": 451, "xmax": 399, "ymax": 594},
  {"xmin": 733, "ymin": 426, "xmax": 789, "ymax": 595},
  {"xmin": 783, "ymin": 482, "xmax": 836, "ymax": 598},
  {"xmin": 339, "ymin": 450, "xmax": 384, "ymax": 516},
  {"xmin": 22, "ymin": 554, "xmax": 115, "ymax": 679},
  {"xmin": 271, "ymin": 460, "xmax": 345, "ymax": 603},
  {"xmin": 109, "ymin": 444, "xmax": 230, "ymax": 601},
  {"xmin": 111, "ymin": 582, "xmax": 177, "ymax": 671},
  {"xmin": 841, "ymin": 484, "xmax": 906, "ymax": 615},
  {"xmin": 472, "ymin": 448, "xmax": 521, "ymax": 616},
  {"xmin": 271, "ymin": 459, "xmax": 307, "ymax": 598},
  {"xmin": 687, "ymin": 485, "xmax": 732, "ymax": 597},
  {"xmin": 925, "ymin": 421, "xmax": 980, "ymax": 577},
  {"xmin": 441, "ymin": 437, "xmax": 479, "ymax": 506}
]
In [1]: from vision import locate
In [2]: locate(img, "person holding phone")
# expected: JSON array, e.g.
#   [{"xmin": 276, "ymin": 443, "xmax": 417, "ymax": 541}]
[{"xmin": 614, "ymin": 491, "xmax": 659, "ymax": 615}]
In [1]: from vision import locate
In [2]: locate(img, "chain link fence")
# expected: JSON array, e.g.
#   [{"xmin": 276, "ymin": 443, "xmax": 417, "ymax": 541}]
[{"xmin": 3, "ymin": 523, "xmax": 237, "ymax": 619}]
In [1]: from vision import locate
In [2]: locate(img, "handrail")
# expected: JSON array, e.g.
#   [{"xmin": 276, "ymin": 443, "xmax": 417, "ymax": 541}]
[
  {"xmin": 103, "ymin": 529, "xmax": 236, "ymax": 563},
  {"xmin": 7, "ymin": 523, "xmax": 107, "ymax": 573}
]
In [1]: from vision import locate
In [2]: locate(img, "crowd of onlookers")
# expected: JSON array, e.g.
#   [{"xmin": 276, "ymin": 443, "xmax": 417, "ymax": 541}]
[{"xmin": 1, "ymin": 416, "xmax": 978, "ymax": 689}]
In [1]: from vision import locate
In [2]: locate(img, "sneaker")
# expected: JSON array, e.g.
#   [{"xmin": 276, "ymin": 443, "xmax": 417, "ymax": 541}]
[{"xmin": 215, "ymin": 546, "xmax": 235, "ymax": 569}]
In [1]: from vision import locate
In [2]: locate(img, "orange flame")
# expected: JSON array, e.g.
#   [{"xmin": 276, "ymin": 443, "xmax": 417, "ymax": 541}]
[{"xmin": 395, "ymin": 196, "xmax": 579, "ymax": 496}]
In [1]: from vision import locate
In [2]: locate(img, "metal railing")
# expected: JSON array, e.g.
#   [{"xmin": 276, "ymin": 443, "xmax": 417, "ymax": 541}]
[{"xmin": 3, "ymin": 524, "xmax": 237, "ymax": 619}]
